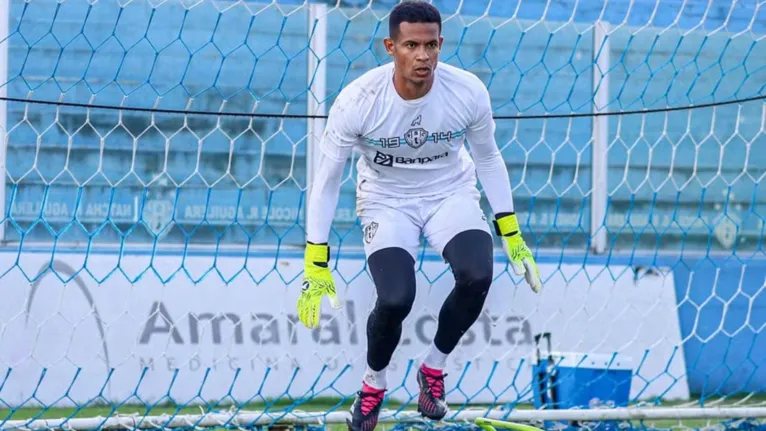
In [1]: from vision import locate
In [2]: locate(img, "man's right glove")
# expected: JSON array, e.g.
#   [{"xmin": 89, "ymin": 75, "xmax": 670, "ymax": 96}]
[
  {"xmin": 297, "ymin": 242, "xmax": 342, "ymax": 329},
  {"xmin": 494, "ymin": 212, "xmax": 542, "ymax": 293}
]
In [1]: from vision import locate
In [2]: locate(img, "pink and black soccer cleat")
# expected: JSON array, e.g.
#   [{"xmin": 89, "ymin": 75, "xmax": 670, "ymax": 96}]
[
  {"xmin": 347, "ymin": 383, "xmax": 385, "ymax": 431},
  {"xmin": 417, "ymin": 364, "xmax": 448, "ymax": 420}
]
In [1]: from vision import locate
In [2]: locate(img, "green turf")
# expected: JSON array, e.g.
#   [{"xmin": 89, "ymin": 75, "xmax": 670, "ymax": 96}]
[{"xmin": 0, "ymin": 396, "xmax": 763, "ymax": 431}]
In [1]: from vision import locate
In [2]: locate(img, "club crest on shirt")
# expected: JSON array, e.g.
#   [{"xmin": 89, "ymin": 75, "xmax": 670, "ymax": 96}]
[
  {"xmin": 366, "ymin": 128, "xmax": 466, "ymax": 148},
  {"xmin": 364, "ymin": 221, "xmax": 379, "ymax": 243},
  {"xmin": 404, "ymin": 127, "xmax": 429, "ymax": 149}
]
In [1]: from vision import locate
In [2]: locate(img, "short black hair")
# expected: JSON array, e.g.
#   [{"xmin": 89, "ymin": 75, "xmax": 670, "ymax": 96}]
[{"xmin": 389, "ymin": 1, "xmax": 442, "ymax": 39}]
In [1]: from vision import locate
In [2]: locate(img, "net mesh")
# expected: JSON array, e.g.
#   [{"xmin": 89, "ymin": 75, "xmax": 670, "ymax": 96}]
[{"xmin": 0, "ymin": 0, "xmax": 765, "ymax": 430}]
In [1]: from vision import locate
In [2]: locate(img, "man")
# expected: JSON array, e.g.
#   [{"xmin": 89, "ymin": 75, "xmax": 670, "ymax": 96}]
[{"xmin": 297, "ymin": 1, "xmax": 541, "ymax": 429}]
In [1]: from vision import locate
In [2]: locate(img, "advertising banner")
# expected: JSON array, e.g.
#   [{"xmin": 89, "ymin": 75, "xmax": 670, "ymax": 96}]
[{"xmin": 0, "ymin": 251, "xmax": 689, "ymax": 408}]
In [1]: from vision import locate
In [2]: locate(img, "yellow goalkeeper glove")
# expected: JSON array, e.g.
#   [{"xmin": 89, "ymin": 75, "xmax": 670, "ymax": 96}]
[
  {"xmin": 298, "ymin": 242, "xmax": 342, "ymax": 328},
  {"xmin": 494, "ymin": 213, "xmax": 542, "ymax": 293}
]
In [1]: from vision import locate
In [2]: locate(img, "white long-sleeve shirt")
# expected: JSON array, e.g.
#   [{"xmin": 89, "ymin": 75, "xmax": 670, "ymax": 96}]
[{"xmin": 306, "ymin": 61, "xmax": 515, "ymax": 244}]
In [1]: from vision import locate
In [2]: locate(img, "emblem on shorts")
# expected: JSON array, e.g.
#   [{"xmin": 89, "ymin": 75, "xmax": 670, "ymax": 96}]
[
  {"xmin": 404, "ymin": 128, "xmax": 429, "ymax": 149},
  {"xmin": 364, "ymin": 222, "xmax": 379, "ymax": 243}
]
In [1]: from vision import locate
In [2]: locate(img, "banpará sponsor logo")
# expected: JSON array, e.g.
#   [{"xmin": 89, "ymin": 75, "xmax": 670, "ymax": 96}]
[
  {"xmin": 137, "ymin": 300, "xmax": 534, "ymax": 348},
  {"xmin": 396, "ymin": 152, "xmax": 449, "ymax": 165},
  {"xmin": 373, "ymin": 151, "xmax": 449, "ymax": 167}
]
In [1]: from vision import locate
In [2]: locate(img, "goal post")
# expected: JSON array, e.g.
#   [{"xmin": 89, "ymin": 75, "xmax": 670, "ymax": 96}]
[
  {"xmin": 0, "ymin": 0, "xmax": 8, "ymax": 243},
  {"xmin": 0, "ymin": 0, "xmax": 764, "ymax": 431}
]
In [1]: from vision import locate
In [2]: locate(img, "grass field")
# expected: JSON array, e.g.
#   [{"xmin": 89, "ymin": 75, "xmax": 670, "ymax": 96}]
[
  {"xmin": 0, "ymin": 397, "xmax": 423, "ymax": 431},
  {"xmin": 1, "ymin": 397, "xmax": 763, "ymax": 431}
]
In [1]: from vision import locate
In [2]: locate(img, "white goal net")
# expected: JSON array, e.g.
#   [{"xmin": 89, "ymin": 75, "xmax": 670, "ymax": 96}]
[{"xmin": 0, "ymin": 0, "xmax": 764, "ymax": 430}]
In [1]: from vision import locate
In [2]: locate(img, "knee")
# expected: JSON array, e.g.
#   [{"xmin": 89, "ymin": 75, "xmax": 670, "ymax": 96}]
[
  {"xmin": 368, "ymin": 247, "xmax": 417, "ymax": 320},
  {"xmin": 444, "ymin": 230, "xmax": 494, "ymax": 295},
  {"xmin": 376, "ymin": 288, "xmax": 415, "ymax": 319},
  {"xmin": 453, "ymin": 260, "xmax": 493, "ymax": 296}
]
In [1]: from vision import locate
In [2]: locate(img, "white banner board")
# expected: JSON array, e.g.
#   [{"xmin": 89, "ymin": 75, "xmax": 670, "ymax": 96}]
[{"xmin": 0, "ymin": 250, "xmax": 689, "ymax": 408}]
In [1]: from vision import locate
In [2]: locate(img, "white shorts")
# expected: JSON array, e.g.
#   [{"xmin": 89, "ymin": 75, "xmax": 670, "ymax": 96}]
[{"xmin": 356, "ymin": 187, "xmax": 492, "ymax": 261}]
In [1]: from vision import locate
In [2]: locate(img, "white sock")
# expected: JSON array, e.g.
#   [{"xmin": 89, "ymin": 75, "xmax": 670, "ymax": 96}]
[
  {"xmin": 362, "ymin": 365, "xmax": 387, "ymax": 390},
  {"xmin": 423, "ymin": 343, "xmax": 448, "ymax": 370}
]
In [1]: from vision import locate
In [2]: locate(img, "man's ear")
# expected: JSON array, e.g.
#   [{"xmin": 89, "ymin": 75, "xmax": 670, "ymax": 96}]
[{"xmin": 384, "ymin": 37, "xmax": 394, "ymax": 56}]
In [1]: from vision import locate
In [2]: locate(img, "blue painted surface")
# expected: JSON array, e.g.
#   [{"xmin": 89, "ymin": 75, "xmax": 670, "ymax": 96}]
[{"xmin": 673, "ymin": 258, "xmax": 766, "ymax": 397}]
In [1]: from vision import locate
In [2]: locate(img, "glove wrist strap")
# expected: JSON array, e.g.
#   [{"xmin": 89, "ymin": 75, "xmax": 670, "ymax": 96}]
[
  {"xmin": 306, "ymin": 242, "xmax": 330, "ymax": 265},
  {"xmin": 493, "ymin": 213, "xmax": 520, "ymax": 237}
]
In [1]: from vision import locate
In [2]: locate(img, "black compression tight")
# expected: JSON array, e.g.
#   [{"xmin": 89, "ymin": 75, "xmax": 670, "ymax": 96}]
[
  {"xmin": 433, "ymin": 229, "xmax": 494, "ymax": 354},
  {"xmin": 365, "ymin": 229, "xmax": 494, "ymax": 371},
  {"xmin": 365, "ymin": 247, "xmax": 417, "ymax": 371}
]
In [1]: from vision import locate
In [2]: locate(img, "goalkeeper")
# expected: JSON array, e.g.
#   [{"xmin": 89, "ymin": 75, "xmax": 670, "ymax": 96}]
[{"xmin": 298, "ymin": 2, "xmax": 541, "ymax": 430}]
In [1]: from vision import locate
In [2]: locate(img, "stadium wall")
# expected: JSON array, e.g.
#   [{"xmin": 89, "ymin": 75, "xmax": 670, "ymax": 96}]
[{"xmin": 3, "ymin": 0, "xmax": 764, "ymax": 252}]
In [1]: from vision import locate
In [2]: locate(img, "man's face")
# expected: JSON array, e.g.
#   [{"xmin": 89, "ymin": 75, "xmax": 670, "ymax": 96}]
[{"xmin": 385, "ymin": 22, "xmax": 443, "ymax": 85}]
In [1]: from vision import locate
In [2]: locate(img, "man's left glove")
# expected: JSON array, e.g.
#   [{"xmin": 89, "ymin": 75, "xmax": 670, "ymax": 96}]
[
  {"xmin": 494, "ymin": 213, "xmax": 542, "ymax": 293},
  {"xmin": 297, "ymin": 242, "xmax": 342, "ymax": 329}
]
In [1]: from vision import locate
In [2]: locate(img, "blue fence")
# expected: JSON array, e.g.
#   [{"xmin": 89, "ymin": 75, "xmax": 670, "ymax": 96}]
[
  {"xmin": 1, "ymin": 0, "xmax": 763, "ymax": 257},
  {"xmin": 2, "ymin": 0, "xmax": 765, "ymax": 255}
]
